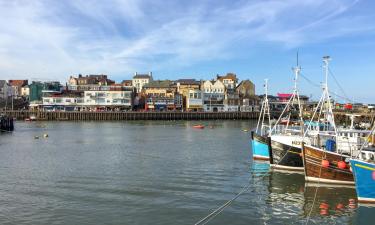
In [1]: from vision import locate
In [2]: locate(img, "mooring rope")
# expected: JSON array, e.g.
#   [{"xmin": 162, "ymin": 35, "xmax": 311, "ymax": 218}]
[{"xmin": 193, "ymin": 145, "xmax": 291, "ymax": 225}]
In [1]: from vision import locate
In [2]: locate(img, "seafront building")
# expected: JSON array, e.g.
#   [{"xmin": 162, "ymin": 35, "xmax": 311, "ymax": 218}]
[
  {"xmin": 0, "ymin": 72, "xmax": 263, "ymax": 112},
  {"xmin": 202, "ymin": 79, "xmax": 226, "ymax": 112},
  {"xmin": 8, "ymin": 80, "xmax": 28, "ymax": 98},
  {"xmin": 132, "ymin": 72, "xmax": 153, "ymax": 94}
]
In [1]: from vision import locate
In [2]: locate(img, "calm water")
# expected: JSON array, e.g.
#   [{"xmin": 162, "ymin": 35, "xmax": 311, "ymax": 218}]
[{"xmin": 0, "ymin": 120, "xmax": 373, "ymax": 225}]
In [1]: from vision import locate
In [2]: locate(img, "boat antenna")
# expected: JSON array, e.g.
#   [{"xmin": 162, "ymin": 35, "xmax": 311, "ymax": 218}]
[{"xmin": 297, "ymin": 50, "xmax": 299, "ymax": 67}]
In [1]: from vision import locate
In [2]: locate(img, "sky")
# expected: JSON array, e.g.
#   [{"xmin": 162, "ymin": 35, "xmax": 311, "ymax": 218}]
[{"xmin": 0, "ymin": 0, "xmax": 375, "ymax": 102}]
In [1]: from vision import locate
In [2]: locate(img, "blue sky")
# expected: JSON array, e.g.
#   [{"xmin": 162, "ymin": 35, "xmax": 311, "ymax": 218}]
[{"xmin": 0, "ymin": 0, "xmax": 375, "ymax": 102}]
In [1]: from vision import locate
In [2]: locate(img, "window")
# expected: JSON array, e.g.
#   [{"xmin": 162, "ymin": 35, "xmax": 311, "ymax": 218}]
[{"xmin": 190, "ymin": 93, "xmax": 193, "ymax": 98}]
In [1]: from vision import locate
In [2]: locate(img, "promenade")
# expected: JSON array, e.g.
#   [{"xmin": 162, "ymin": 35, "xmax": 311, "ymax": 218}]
[{"xmin": 3, "ymin": 110, "xmax": 259, "ymax": 121}]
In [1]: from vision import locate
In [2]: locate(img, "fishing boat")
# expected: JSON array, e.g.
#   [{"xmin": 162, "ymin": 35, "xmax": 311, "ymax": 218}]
[
  {"xmin": 251, "ymin": 130, "xmax": 271, "ymax": 160},
  {"xmin": 301, "ymin": 56, "xmax": 374, "ymax": 185},
  {"xmin": 267, "ymin": 57, "xmax": 307, "ymax": 171},
  {"xmin": 350, "ymin": 158, "xmax": 375, "ymax": 203},
  {"xmin": 350, "ymin": 124, "xmax": 375, "ymax": 203},
  {"xmin": 303, "ymin": 144, "xmax": 354, "ymax": 184},
  {"xmin": 251, "ymin": 79, "xmax": 272, "ymax": 160}
]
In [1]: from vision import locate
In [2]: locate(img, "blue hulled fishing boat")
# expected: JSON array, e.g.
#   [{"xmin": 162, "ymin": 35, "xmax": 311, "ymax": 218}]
[
  {"xmin": 350, "ymin": 158, "xmax": 375, "ymax": 203},
  {"xmin": 251, "ymin": 79, "xmax": 271, "ymax": 160}
]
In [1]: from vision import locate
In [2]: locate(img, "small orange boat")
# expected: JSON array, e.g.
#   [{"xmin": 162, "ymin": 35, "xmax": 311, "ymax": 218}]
[{"xmin": 193, "ymin": 125, "xmax": 205, "ymax": 129}]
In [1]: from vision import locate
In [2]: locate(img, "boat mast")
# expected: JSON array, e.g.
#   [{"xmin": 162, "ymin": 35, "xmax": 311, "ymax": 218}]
[
  {"xmin": 256, "ymin": 79, "xmax": 271, "ymax": 135},
  {"xmin": 270, "ymin": 53, "xmax": 302, "ymax": 134},
  {"xmin": 322, "ymin": 56, "xmax": 337, "ymax": 137}
]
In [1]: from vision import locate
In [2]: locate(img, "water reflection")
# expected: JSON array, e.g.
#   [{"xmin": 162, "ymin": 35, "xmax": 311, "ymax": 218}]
[
  {"xmin": 303, "ymin": 184, "xmax": 357, "ymax": 218},
  {"xmin": 251, "ymin": 160, "xmax": 270, "ymax": 177},
  {"xmin": 253, "ymin": 160, "xmax": 362, "ymax": 224},
  {"xmin": 266, "ymin": 171, "xmax": 305, "ymax": 221}
]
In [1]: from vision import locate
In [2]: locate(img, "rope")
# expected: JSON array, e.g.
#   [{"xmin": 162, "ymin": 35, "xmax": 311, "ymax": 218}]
[
  {"xmin": 328, "ymin": 68, "xmax": 351, "ymax": 103},
  {"xmin": 193, "ymin": 177, "xmax": 253, "ymax": 225},
  {"xmin": 193, "ymin": 145, "xmax": 291, "ymax": 225},
  {"xmin": 300, "ymin": 72, "xmax": 352, "ymax": 103}
]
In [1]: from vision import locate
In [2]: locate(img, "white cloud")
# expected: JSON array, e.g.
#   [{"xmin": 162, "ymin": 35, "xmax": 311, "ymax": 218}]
[{"xmin": 0, "ymin": 0, "xmax": 373, "ymax": 82}]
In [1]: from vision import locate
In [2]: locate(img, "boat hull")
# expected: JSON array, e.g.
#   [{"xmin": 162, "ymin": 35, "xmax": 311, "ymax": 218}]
[
  {"xmin": 270, "ymin": 139, "xmax": 304, "ymax": 171},
  {"xmin": 350, "ymin": 159, "xmax": 375, "ymax": 203},
  {"xmin": 251, "ymin": 131, "xmax": 270, "ymax": 160},
  {"xmin": 302, "ymin": 145, "xmax": 354, "ymax": 185}
]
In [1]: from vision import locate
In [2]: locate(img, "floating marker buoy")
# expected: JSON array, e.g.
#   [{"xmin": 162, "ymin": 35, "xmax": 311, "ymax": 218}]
[
  {"xmin": 322, "ymin": 159, "xmax": 330, "ymax": 168},
  {"xmin": 43, "ymin": 133, "xmax": 48, "ymax": 138},
  {"xmin": 320, "ymin": 209, "xmax": 329, "ymax": 216},
  {"xmin": 336, "ymin": 203, "xmax": 344, "ymax": 210},
  {"xmin": 337, "ymin": 161, "xmax": 346, "ymax": 169},
  {"xmin": 319, "ymin": 202, "xmax": 329, "ymax": 210},
  {"xmin": 34, "ymin": 136, "xmax": 39, "ymax": 139}
]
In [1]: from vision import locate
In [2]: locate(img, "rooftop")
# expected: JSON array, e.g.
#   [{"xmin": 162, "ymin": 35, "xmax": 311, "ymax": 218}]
[
  {"xmin": 175, "ymin": 79, "xmax": 200, "ymax": 85},
  {"xmin": 9, "ymin": 80, "xmax": 28, "ymax": 87},
  {"xmin": 143, "ymin": 80, "xmax": 172, "ymax": 88},
  {"xmin": 133, "ymin": 74, "xmax": 152, "ymax": 79}
]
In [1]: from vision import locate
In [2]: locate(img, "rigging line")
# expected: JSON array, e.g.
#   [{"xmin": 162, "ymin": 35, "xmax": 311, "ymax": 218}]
[
  {"xmin": 300, "ymin": 73, "xmax": 321, "ymax": 88},
  {"xmin": 328, "ymin": 68, "xmax": 351, "ymax": 102},
  {"xmin": 329, "ymin": 91, "xmax": 352, "ymax": 103},
  {"xmin": 300, "ymin": 72, "xmax": 351, "ymax": 102}
]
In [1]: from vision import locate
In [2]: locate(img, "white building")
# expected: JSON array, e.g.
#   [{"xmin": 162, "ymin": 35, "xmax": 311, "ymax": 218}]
[
  {"xmin": 42, "ymin": 96, "xmax": 84, "ymax": 111},
  {"xmin": 132, "ymin": 72, "xmax": 153, "ymax": 93},
  {"xmin": 21, "ymin": 86, "xmax": 30, "ymax": 97},
  {"xmin": 202, "ymin": 80, "xmax": 226, "ymax": 112},
  {"xmin": 84, "ymin": 90, "xmax": 133, "ymax": 110},
  {"xmin": 186, "ymin": 89, "xmax": 203, "ymax": 111}
]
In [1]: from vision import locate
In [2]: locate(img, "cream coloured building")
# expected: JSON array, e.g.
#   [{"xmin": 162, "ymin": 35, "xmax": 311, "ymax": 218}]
[
  {"xmin": 202, "ymin": 80, "xmax": 226, "ymax": 112},
  {"xmin": 132, "ymin": 72, "xmax": 153, "ymax": 93}
]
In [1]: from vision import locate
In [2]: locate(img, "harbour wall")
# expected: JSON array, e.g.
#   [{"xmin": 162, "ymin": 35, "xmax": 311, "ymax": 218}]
[{"xmin": 2, "ymin": 110, "xmax": 259, "ymax": 121}]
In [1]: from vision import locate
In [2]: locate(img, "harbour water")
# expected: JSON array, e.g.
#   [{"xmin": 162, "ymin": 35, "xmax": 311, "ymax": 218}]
[{"xmin": 0, "ymin": 121, "xmax": 373, "ymax": 224}]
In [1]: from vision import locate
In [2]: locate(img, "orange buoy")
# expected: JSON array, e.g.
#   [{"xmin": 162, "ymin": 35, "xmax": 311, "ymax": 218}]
[
  {"xmin": 372, "ymin": 171, "xmax": 375, "ymax": 180},
  {"xmin": 337, "ymin": 161, "xmax": 346, "ymax": 169},
  {"xmin": 319, "ymin": 202, "xmax": 329, "ymax": 210},
  {"xmin": 336, "ymin": 203, "xmax": 344, "ymax": 210},
  {"xmin": 322, "ymin": 159, "xmax": 330, "ymax": 168},
  {"xmin": 320, "ymin": 209, "xmax": 329, "ymax": 216}
]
